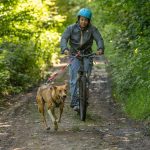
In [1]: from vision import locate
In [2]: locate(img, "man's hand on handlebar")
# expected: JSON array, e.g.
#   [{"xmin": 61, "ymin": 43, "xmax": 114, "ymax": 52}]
[
  {"xmin": 64, "ymin": 49, "xmax": 104, "ymax": 56},
  {"xmin": 64, "ymin": 49, "xmax": 70, "ymax": 55},
  {"xmin": 96, "ymin": 49, "xmax": 104, "ymax": 55}
]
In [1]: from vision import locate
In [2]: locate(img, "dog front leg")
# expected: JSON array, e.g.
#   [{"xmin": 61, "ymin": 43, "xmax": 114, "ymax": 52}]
[
  {"xmin": 57, "ymin": 103, "xmax": 64, "ymax": 123},
  {"xmin": 48, "ymin": 108, "xmax": 58, "ymax": 131}
]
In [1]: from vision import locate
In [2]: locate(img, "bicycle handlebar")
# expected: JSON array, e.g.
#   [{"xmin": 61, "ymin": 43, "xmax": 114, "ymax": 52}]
[{"xmin": 70, "ymin": 52, "xmax": 101, "ymax": 58}]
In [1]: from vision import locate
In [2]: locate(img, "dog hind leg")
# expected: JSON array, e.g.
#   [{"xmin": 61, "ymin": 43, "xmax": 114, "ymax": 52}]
[{"xmin": 37, "ymin": 97, "xmax": 50, "ymax": 130}]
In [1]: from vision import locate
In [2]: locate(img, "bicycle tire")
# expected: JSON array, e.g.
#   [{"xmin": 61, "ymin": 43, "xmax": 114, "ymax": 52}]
[{"xmin": 79, "ymin": 76, "xmax": 87, "ymax": 121}]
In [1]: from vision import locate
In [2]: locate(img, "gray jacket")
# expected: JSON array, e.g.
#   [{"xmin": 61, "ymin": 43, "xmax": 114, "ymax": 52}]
[{"xmin": 60, "ymin": 23, "xmax": 104, "ymax": 54}]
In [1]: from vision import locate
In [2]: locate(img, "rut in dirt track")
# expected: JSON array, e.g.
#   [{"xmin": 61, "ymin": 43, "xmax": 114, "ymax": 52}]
[{"xmin": 0, "ymin": 57, "xmax": 150, "ymax": 150}]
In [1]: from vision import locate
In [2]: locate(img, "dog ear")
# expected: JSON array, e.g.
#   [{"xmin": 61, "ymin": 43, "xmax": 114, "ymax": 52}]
[
  {"xmin": 50, "ymin": 86, "xmax": 57, "ymax": 90},
  {"xmin": 64, "ymin": 80, "xmax": 68, "ymax": 87},
  {"xmin": 64, "ymin": 83, "xmax": 68, "ymax": 89},
  {"xmin": 53, "ymin": 86, "xmax": 57, "ymax": 90},
  {"xmin": 64, "ymin": 80, "xmax": 68, "ymax": 84}
]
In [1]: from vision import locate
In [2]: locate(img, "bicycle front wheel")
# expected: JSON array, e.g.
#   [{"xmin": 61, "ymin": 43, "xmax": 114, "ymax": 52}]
[{"xmin": 79, "ymin": 76, "xmax": 87, "ymax": 121}]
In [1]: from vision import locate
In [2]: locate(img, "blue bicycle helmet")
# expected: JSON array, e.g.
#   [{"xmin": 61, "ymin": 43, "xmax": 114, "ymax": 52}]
[{"xmin": 77, "ymin": 8, "xmax": 92, "ymax": 20}]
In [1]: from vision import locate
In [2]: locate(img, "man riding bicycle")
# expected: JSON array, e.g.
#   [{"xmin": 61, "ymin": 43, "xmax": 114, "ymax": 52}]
[{"xmin": 60, "ymin": 8, "xmax": 104, "ymax": 111}]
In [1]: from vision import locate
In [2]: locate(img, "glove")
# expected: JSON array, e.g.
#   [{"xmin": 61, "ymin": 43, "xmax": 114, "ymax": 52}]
[
  {"xmin": 64, "ymin": 49, "xmax": 69, "ymax": 55},
  {"xmin": 96, "ymin": 49, "xmax": 104, "ymax": 55}
]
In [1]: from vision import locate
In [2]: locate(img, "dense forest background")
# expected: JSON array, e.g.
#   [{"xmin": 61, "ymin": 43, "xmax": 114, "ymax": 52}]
[{"xmin": 0, "ymin": 0, "xmax": 149, "ymax": 120}]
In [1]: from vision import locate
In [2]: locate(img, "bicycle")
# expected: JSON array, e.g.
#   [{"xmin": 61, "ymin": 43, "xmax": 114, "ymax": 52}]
[{"xmin": 71, "ymin": 52, "xmax": 96, "ymax": 121}]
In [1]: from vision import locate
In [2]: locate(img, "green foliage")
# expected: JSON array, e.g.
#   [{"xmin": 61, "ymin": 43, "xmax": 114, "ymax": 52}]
[
  {"xmin": 0, "ymin": 0, "xmax": 65, "ymax": 95},
  {"xmin": 124, "ymin": 88, "xmax": 150, "ymax": 120},
  {"xmin": 3, "ymin": 42, "xmax": 40, "ymax": 91},
  {"xmin": 105, "ymin": 0, "xmax": 150, "ymax": 98}
]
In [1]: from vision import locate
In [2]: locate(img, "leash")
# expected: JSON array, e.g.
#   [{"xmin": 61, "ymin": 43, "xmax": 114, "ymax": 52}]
[
  {"xmin": 45, "ymin": 53, "xmax": 80, "ymax": 84},
  {"xmin": 46, "ymin": 62, "xmax": 69, "ymax": 84}
]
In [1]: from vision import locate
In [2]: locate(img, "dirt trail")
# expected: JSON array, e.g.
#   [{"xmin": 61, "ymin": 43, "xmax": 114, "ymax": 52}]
[{"xmin": 0, "ymin": 57, "xmax": 150, "ymax": 150}]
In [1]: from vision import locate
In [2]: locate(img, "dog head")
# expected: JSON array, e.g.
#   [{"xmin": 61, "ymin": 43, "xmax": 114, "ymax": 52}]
[
  {"xmin": 51, "ymin": 83, "xmax": 68, "ymax": 100},
  {"xmin": 57, "ymin": 83, "xmax": 68, "ymax": 99}
]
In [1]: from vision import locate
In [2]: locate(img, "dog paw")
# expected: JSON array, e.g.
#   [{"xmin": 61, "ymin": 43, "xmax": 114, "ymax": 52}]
[
  {"xmin": 54, "ymin": 121, "xmax": 58, "ymax": 131},
  {"xmin": 46, "ymin": 127, "xmax": 50, "ymax": 130},
  {"xmin": 56, "ymin": 119, "xmax": 61, "ymax": 123}
]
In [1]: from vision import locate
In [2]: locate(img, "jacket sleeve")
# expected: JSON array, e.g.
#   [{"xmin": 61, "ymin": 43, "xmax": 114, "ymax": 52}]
[
  {"xmin": 60, "ymin": 25, "xmax": 72, "ymax": 54},
  {"xmin": 92, "ymin": 26, "xmax": 104, "ymax": 52}
]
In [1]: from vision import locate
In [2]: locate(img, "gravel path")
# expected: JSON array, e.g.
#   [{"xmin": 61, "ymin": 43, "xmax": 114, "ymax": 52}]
[{"xmin": 0, "ymin": 58, "xmax": 150, "ymax": 150}]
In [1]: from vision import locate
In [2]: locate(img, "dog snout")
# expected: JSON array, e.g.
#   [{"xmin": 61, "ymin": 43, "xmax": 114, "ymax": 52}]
[{"xmin": 63, "ymin": 95, "xmax": 67, "ymax": 98}]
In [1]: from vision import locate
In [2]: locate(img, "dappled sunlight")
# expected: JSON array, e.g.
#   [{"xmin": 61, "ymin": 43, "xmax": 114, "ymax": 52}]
[
  {"xmin": 0, "ymin": 121, "xmax": 12, "ymax": 147},
  {"xmin": 40, "ymin": 31, "xmax": 60, "ymax": 45},
  {"xmin": 53, "ymin": 14, "xmax": 66, "ymax": 22},
  {"xmin": 0, "ymin": 122, "xmax": 11, "ymax": 128},
  {"xmin": 134, "ymin": 48, "xmax": 138, "ymax": 55},
  {"xmin": 121, "ymin": 136, "xmax": 130, "ymax": 142},
  {"xmin": 104, "ymin": 134, "xmax": 131, "ymax": 143},
  {"xmin": 0, "ymin": 0, "xmax": 67, "ymax": 94},
  {"xmin": 13, "ymin": 148, "xmax": 26, "ymax": 150},
  {"xmin": 51, "ymin": 53, "xmax": 60, "ymax": 65},
  {"xmin": 53, "ymin": 62, "xmax": 68, "ymax": 67},
  {"xmin": 0, "ymin": 132, "xmax": 9, "ymax": 136}
]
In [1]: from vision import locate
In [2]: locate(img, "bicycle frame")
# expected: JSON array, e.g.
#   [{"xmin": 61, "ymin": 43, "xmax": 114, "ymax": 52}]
[
  {"xmin": 76, "ymin": 53, "xmax": 95, "ymax": 121},
  {"xmin": 78, "ymin": 56, "xmax": 88, "ymax": 121},
  {"xmin": 69, "ymin": 52, "xmax": 97, "ymax": 120}
]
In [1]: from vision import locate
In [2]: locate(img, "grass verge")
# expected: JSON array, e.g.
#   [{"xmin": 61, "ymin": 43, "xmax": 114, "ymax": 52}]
[{"xmin": 123, "ymin": 88, "xmax": 150, "ymax": 120}]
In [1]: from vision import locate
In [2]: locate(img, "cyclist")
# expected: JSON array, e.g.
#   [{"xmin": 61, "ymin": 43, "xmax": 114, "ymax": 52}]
[{"xmin": 60, "ymin": 8, "xmax": 104, "ymax": 111}]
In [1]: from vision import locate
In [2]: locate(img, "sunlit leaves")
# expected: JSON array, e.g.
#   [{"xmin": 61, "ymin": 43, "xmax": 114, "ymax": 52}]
[{"xmin": 0, "ymin": 0, "xmax": 66, "ymax": 95}]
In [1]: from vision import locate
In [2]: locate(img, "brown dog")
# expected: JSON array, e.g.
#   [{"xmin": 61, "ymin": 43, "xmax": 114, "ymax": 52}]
[{"xmin": 36, "ymin": 83, "xmax": 67, "ymax": 131}]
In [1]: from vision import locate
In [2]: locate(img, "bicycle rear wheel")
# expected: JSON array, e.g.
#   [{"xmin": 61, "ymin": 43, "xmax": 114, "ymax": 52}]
[{"xmin": 79, "ymin": 76, "xmax": 87, "ymax": 121}]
